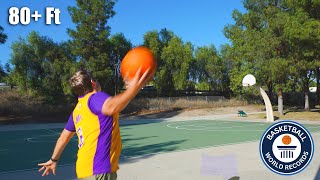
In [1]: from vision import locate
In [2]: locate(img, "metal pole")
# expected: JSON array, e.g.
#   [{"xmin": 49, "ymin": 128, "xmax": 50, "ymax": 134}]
[{"xmin": 259, "ymin": 87, "xmax": 274, "ymax": 122}]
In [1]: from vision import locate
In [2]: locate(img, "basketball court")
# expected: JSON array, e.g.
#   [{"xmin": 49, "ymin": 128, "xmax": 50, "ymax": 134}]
[{"xmin": 1, "ymin": 113, "xmax": 320, "ymax": 180}]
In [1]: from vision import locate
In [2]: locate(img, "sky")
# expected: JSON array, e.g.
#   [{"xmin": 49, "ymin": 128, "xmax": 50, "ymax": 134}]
[{"xmin": 0, "ymin": 0, "xmax": 246, "ymax": 66}]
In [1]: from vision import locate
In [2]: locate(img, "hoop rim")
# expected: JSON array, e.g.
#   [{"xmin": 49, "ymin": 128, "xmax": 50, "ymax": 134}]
[{"xmin": 242, "ymin": 83, "xmax": 251, "ymax": 87}]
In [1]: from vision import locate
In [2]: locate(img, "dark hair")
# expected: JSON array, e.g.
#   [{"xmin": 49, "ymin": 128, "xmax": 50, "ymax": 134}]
[{"xmin": 69, "ymin": 70, "xmax": 94, "ymax": 96}]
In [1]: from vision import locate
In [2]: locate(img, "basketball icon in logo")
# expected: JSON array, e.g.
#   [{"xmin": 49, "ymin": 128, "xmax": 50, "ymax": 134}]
[{"xmin": 282, "ymin": 135, "xmax": 291, "ymax": 145}]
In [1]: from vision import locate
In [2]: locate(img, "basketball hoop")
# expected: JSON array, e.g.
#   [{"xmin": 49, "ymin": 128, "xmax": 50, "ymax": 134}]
[
  {"xmin": 241, "ymin": 73, "xmax": 274, "ymax": 122},
  {"xmin": 242, "ymin": 74, "xmax": 256, "ymax": 87}
]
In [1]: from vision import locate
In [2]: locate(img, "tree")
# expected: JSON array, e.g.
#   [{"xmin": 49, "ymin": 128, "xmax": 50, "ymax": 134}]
[
  {"xmin": 0, "ymin": 64, "xmax": 6, "ymax": 82},
  {"xmin": 109, "ymin": 33, "xmax": 132, "ymax": 94},
  {"xmin": 143, "ymin": 30, "xmax": 163, "ymax": 61},
  {"xmin": 9, "ymin": 32, "xmax": 76, "ymax": 101},
  {"xmin": 283, "ymin": 0, "xmax": 320, "ymax": 110},
  {"xmin": 0, "ymin": 26, "xmax": 8, "ymax": 81},
  {"xmin": 224, "ymin": 0, "xmax": 296, "ymax": 115},
  {"xmin": 194, "ymin": 45, "xmax": 224, "ymax": 91},
  {"xmin": 68, "ymin": 0, "xmax": 116, "ymax": 93},
  {"xmin": 159, "ymin": 28, "xmax": 174, "ymax": 47},
  {"xmin": 161, "ymin": 36, "xmax": 193, "ymax": 92},
  {"xmin": 317, "ymin": 67, "xmax": 320, "ymax": 105},
  {"xmin": 220, "ymin": 44, "xmax": 233, "ymax": 94},
  {"xmin": 0, "ymin": 26, "xmax": 7, "ymax": 44},
  {"xmin": 143, "ymin": 29, "xmax": 176, "ymax": 95}
]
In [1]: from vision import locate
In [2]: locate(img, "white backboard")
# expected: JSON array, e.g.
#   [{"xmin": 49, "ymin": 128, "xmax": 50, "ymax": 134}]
[{"xmin": 242, "ymin": 74, "xmax": 256, "ymax": 86}]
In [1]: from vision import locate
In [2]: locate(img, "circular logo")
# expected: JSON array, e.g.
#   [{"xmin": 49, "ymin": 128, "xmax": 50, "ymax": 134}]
[{"xmin": 260, "ymin": 121, "xmax": 314, "ymax": 175}]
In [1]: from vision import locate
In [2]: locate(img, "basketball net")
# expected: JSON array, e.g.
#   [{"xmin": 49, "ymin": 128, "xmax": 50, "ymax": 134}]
[{"xmin": 242, "ymin": 83, "xmax": 250, "ymax": 90}]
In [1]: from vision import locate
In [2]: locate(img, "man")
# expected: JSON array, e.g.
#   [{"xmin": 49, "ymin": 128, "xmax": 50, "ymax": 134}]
[{"xmin": 38, "ymin": 68, "xmax": 151, "ymax": 180}]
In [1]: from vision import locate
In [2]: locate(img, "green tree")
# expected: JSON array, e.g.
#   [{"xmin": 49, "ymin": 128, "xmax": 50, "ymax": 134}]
[
  {"xmin": 43, "ymin": 41, "xmax": 78, "ymax": 100},
  {"xmin": 68, "ymin": 0, "xmax": 116, "ymax": 93},
  {"xmin": 0, "ymin": 64, "xmax": 6, "ymax": 82},
  {"xmin": 317, "ymin": 68, "xmax": 320, "ymax": 105},
  {"xmin": 0, "ymin": 26, "xmax": 7, "ymax": 44},
  {"xmin": 161, "ymin": 36, "xmax": 193, "ymax": 92},
  {"xmin": 0, "ymin": 26, "xmax": 8, "ymax": 81},
  {"xmin": 219, "ymin": 44, "xmax": 233, "ymax": 94},
  {"xmin": 9, "ymin": 34, "xmax": 39, "ymax": 93},
  {"xmin": 283, "ymin": 0, "xmax": 320, "ymax": 110},
  {"xmin": 143, "ymin": 30, "xmax": 163, "ymax": 61},
  {"xmin": 224, "ymin": 0, "xmax": 295, "ymax": 115},
  {"xmin": 194, "ymin": 45, "xmax": 224, "ymax": 91},
  {"xmin": 159, "ymin": 28, "xmax": 174, "ymax": 47},
  {"xmin": 109, "ymin": 33, "xmax": 132, "ymax": 94},
  {"xmin": 9, "ymin": 32, "xmax": 76, "ymax": 101},
  {"xmin": 143, "ymin": 29, "xmax": 175, "ymax": 95}
]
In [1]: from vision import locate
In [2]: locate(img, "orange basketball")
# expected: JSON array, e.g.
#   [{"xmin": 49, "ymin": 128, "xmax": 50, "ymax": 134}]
[
  {"xmin": 120, "ymin": 46, "xmax": 157, "ymax": 80},
  {"xmin": 282, "ymin": 135, "xmax": 291, "ymax": 145}
]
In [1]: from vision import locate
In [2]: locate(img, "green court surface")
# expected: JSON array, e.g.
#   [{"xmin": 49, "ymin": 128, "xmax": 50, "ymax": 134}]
[{"xmin": 1, "ymin": 120, "xmax": 320, "ymax": 173}]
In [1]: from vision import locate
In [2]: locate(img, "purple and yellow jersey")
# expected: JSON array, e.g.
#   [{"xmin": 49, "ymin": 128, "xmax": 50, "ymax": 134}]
[{"xmin": 65, "ymin": 92, "xmax": 122, "ymax": 179}]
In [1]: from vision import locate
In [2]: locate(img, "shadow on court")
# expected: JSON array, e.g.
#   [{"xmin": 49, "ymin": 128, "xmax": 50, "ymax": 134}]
[
  {"xmin": 120, "ymin": 139, "xmax": 187, "ymax": 163},
  {"xmin": 121, "ymin": 135, "xmax": 158, "ymax": 142},
  {"xmin": 119, "ymin": 131, "xmax": 187, "ymax": 163}
]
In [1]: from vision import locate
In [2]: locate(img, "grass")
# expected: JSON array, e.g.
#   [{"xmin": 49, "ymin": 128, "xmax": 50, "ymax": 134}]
[
  {"xmin": 0, "ymin": 90, "xmax": 72, "ymax": 123},
  {"xmin": 6, "ymin": 89, "xmax": 319, "ymax": 123},
  {"xmin": 125, "ymin": 97, "xmax": 249, "ymax": 114},
  {"xmin": 248, "ymin": 109, "xmax": 320, "ymax": 121},
  {"xmin": 0, "ymin": 90, "xmax": 250, "ymax": 123}
]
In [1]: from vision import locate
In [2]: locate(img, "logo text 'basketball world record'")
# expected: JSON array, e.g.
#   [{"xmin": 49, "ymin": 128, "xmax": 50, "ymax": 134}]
[
  {"xmin": 266, "ymin": 125, "xmax": 307, "ymax": 142},
  {"xmin": 260, "ymin": 121, "xmax": 313, "ymax": 175}
]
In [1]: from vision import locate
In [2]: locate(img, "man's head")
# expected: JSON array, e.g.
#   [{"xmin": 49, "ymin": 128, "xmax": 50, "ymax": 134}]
[{"xmin": 69, "ymin": 70, "xmax": 101, "ymax": 96}]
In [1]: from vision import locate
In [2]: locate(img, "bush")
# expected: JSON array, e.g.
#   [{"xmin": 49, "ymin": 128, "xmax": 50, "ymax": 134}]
[{"xmin": 0, "ymin": 89, "xmax": 73, "ymax": 116}]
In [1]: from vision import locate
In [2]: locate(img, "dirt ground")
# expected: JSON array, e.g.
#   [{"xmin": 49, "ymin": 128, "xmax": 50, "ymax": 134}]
[
  {"xmin": 2, "ymin": 104, "xmax": 320, "ymax": 124},
  {"xmin": 121, "ymin": 105, "xmax": 265, "ymax": 120},
  {"xmin": 0, "ymin": 105, "xmax": 264, "ymax": 124},
  {"xmin": 122, "ymin": 105, "xmax": 320, "ymax": 121}
]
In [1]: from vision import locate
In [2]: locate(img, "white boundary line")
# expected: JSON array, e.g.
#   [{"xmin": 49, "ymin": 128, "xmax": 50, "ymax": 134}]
[
  {"xmin": 166, "ymin": 120, "xmax": 320, "ymax": 132},
  {"xmin": 119, "ymin": 111, "xmax": 267, "ymax": 126},
  {"xmin": 167, "ymin": 120, "xmax": 266, "ymax": 131},
  {"xmin": 47, "ymin": 129, "xmax": 61, "ymax": 135},
  {"xmin": 166, "ymin": 120, "xmax": 234, "ymax": 128},
  {"xmin": 175, "ymin": 126, "xmax": 266, "ymax": 132},
  {"xmin": 5, "ymin": 128, "xmax": 78, "ymax": 143},
  {"xmin": 175, "ymin": 123, "xmax": 266, "ymax": 129},
  {"xmin": 119, "ymin": 139, "xmax": 260, "ymax": 160},
  {"xmin": 120, "ymin": 132, "xmax": 320, "ymax": 160}
]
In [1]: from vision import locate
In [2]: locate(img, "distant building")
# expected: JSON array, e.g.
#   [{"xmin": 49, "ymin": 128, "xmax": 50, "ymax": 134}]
[{"xmin": 309, "ymin": 87, "xmax": 317, "ymax": 93}]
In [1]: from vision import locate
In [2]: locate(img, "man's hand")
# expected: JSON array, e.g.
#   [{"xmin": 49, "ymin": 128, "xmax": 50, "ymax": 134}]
[
  {"xmin": 102, "ymin": 67, "xmax": 153, "ymax": 116},
  {"xmin": 38, "ymin": 159, "xmax": 57, "ymax": 176},
  {"xmin": 125, "ymin": 67, "xmax": 152, "ymax": 91}
]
